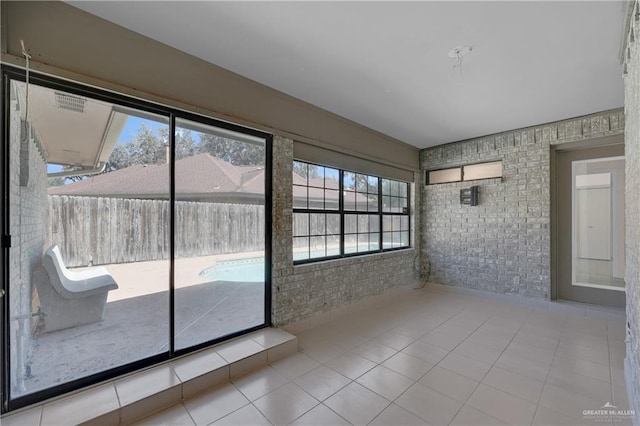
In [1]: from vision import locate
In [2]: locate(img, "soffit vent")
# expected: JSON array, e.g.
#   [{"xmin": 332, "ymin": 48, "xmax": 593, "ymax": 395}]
[{"xmin": 55, "ymin": 92, "xmax": 86, "ymax": 113}]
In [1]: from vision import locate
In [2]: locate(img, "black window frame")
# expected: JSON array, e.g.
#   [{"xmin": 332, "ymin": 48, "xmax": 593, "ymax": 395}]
[
  {"xmin": 293, "ymin": 160, "xmax": 411, "ymax": 265},
  {"xmin": 0, "ymin": 65, "xmax": 273, "ymax": 413}
]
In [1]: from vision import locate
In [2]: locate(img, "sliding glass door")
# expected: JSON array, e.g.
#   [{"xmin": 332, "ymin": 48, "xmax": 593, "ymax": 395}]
[
  {"xmin": 174, "ymin": 118, "xmax": 267, "ymax": 351},
  {"xmin": 1, "ymin": 67, "xmax": 271, "ymax": 411}
]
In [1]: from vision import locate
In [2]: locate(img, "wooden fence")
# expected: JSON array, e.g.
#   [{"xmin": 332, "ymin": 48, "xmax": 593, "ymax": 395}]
[{"xmin": 48, "ymin": 196, "xmax": 265, "ymax": 267}]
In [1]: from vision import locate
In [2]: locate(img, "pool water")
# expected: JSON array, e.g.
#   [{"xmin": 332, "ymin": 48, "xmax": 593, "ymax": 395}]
[{"xmin": 200, "ymin": 257, "xmax": 265, "ymax": 283}]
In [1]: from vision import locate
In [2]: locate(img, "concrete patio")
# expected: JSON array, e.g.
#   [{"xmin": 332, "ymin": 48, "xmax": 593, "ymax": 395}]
[{"xmin": 18, "ymin": 252, "xmax": 266, "ymax": 397}]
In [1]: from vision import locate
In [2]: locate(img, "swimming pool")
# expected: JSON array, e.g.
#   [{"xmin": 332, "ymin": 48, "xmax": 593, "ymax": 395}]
[{"xmin": 199, "ymin": 257, "xmax": 265, "ymax": 283}]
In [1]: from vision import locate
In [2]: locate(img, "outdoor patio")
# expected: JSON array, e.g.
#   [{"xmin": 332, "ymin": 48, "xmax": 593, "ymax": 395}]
[{"xmin": 18, "ymin": 253, "xmax": 265, "ymax": 397}]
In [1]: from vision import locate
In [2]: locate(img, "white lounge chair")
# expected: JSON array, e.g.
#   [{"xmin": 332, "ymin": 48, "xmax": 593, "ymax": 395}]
[{"xmin": 37, "ymin": 244, "xmax": 118, "ymax": 332}]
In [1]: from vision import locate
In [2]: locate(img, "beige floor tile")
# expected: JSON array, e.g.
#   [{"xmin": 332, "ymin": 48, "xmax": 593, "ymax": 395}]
[
  {"xmin": 494, "ymin": 351, "xmax": 551, "ymax": 381},
  {"xmin": 402, "ymin": 340, "xmax": 449, "ymax": 364},
  {"xmin": 324, "ymin": 382, "xmax": 390, "ymax": 425},
  {"xmin": 326, "ymin": 352, "xmax": 377, "ymax": 380},
  {"xmin": 551, "ymin": 352, "xmax": 611, "ymax": 383},
  {"xmin": 1, "ymin": 406, "xmax": 43, "ymax": 426},
  {"xmin": 134, "ymin": 403, "xmax": 195, "ymax": 426},
  {"xmin": 395, "ymin": 382, "xmax": 463, "ymax": 425},
  {"xmin": 381, "ymin": 351, "xmax": 434, "ymax": 380},
  {"xmin": 356, "ymin": 365, "xmax": 414, "ymax": 401},
  {"xmin": 463, "ymin": 330, "xmax": 512, "ymax": 351},
  {"xmin": 450, "ymin": 405, "xmax": 506, "ymax": 425},
  {"xmin": 351, "ymin": 341, "xmax": 398, "ymax": 364},
  {"xmin": 453, "ymin": 340, "xmax": 503, "ymax": 365},
  {"xmin": 538, "ymin": 382, "xmax": 601, "ymax": 420},
  {"xmin": 466, "ymin": 384, "xmax": 537, "ymax": 425},
  {"xmin": 437, "ymin": 352, "xmax": 492, "ymax": 382},
  {"xmin": 419, "ymin": 366, "xmax": 479, "ymax": 402},
  {"xmin": 503, "ymin": 341, "xmax": 555, "ymax": 366},
  {"xmin": 374, "ymin": 331, "xmax": 415, "ymax": 351},
  {"xmin": 42, "ymin": 383, "xmax": 119, "ymax": 426},
  {"xmin": 392, "ymin": 324, "xmax": 428, "ymax": 340},
  {"xmin": 249, "ymin": 328, "xmax": 295, "ymax": 349},
  {"xmin": 213, "ymin": 404, "xmax": 271, "ymax": 425},
  {"xmin": 299, "ymin": 338, "xmax": 346, "ymax": 363},
  {"xmin": 232, "ymin": 365, "xmax": 289, "ymax": 401},
  {"xmin": 184, "ymin": 383, "xmax": 250, "ymax": 425},
  {"xmin": 419, "ymin": 329, "xmax": 467, "ymax": 351},
  {"xmin": 270, "ymin": 352, "xmax": 321, "ymax": 380},
  {"xmin": 290, "ymin": 404, "xmax": 350, "ymax": 425},
  {"xmin": 482, "ymin": 365, "xmax": 544, "ymax": 404},
  {"xmin": 532, "ymin": 405, "xmax": 582, "ymax": 425},
  {"xmin": 216, "ymin": 338, "xmax": 265, "ymax": 363},
  {"xmin": 171, "ymin": 348, "xmax": 227, "ymax": 382},
  {"xmin": 369, "ymin": 403, "xmax": 428, "ymax": 425},
  {"xmin": 293, "ymin": 365, "xmax": 351, "ymax": 401},
  {"xmin": 547, "ymin": 365, "xmax": 612, "ymax": 403},
  {"xmin": 253, "ymin": 382, "xmax": 318, "ymax": 425},
  {"xmin": 116, "ymin": 364, "xmax": 181, "ymax": 407}
]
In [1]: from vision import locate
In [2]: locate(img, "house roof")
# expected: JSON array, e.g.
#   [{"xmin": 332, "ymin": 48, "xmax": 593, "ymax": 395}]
[
  {"xmin": 48, "ymin": 153, "xmax": 373, "ymax": 205},
  {"xmin": 48, "ymin": 153, "xmax": 261, "ymax": 198}
]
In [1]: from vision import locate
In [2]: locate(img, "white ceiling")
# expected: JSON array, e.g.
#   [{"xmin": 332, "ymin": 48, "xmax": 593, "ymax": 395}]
[{"xmin": 69, "ymin": 1, "xmax": 626, "ymax": 149}]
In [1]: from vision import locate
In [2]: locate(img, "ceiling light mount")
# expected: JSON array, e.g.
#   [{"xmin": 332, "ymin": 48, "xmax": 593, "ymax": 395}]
[{"xmin": 448, "ymin": 45, "xmax": 473, "ymax": 74}]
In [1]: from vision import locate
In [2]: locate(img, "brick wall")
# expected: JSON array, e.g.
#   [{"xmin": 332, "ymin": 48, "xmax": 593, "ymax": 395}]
[
  {"xmin": 8, "ymin": 88, "xmax": 48, "ymax": 395},
  {"xmin": 420, "ymin": 110, "xmax": 624, "ymax": 299},
  {"xmin": 271, "ymin": 136, "xmax": 421, "ymax": 326},
  {"xmin": 623, "ymin": 5, "xmax": 640, "ymax": 418}
]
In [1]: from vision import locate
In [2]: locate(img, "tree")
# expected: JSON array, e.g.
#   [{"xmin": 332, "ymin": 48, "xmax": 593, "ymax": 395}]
[{"xmin": 199, "ymin": 133, "xmax": 264, "ymax": 166}]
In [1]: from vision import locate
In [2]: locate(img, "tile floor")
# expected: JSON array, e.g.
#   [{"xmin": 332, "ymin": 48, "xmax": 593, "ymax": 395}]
[{"xmin": 136, "ymin": 287, "xmax": 632, "ymax": 425}]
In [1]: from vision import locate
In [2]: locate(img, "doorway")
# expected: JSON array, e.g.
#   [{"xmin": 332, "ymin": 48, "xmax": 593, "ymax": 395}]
[{"xmin": 555, "ymin": 144, "xmax": 625, "ymax": 308}]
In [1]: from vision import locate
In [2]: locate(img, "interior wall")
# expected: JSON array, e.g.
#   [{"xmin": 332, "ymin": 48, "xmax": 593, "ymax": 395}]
[
  {"xmin": 0, "ymin": 1, "xmax": 418, "ymax": 174},
  {"xmin": 420, "ymin": 110, "xmax": 624, "ymax": 299},
  {"xmin": 623, "ymin": 6, "xmax": 640, "ymax": 419}
]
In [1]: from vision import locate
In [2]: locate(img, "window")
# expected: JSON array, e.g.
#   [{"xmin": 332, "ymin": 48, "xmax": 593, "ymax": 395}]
[
  {"xmin": 293, "ymin": 160, "xmax": 410, "ymax": 263},
  {"xmin": 1, "ymin": 66, "xmax": 271, "ymax": 411}
]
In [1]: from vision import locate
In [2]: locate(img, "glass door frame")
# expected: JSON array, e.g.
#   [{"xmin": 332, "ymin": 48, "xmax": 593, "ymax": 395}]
[
  {"xmin": 0, "ymin": 65, "xmax": 272, "ymax": 413},
  {"xmin": 570, "ymin": 156, "xmax": 625, "ymax": 292}
]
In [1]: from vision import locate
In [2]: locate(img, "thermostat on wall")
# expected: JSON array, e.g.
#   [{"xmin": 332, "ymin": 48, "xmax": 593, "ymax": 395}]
[{"xmin": 460, "ymin": 186, "xmax": 479, "ymax": 206}]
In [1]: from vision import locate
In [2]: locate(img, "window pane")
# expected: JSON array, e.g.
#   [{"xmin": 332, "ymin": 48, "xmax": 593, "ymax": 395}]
[
  {"xmin": 356, "ymin": 174, "xmax": 368, "ymax": 192},
  {"xmin": 345, "ymin": 234, "xmax": 357, "ymax": 254},
  {"xmin": 308, "ymin": 164, "xmax": 324, "ymax": 186},
  {"xmin": 293, "ymin": 185, "xmax": 308, "ymax": 208},
  {"xmin": 327, "ymin": 235, "xmax": 340, "ymax": 256},
  {"xmin": 12, "ymin": 80, "xmax": 171, "ymax": 397},
  {"xmin": 382, "ymin": 195, "xmax": 391, "ymax": 212},
  {"xmin": 325, "ymin": 168, "xmax": 340, "ymax": 189},
  {"xmin": 325, "ymin": 189, "xmax": 339, "ymax": 210},
  {"xmin": 358, "ymin": 233, "xmax": 370, "ymax": 252},
  {"xmin": 369, "ymin": 215, "xmax": 380, "ymax": 233},
  {"xmin": 400, "ymin": 231, "xmax": 410, "ymax": 247},
  {"xmin": 358, "ymin": 214, "xmax": 369, "ymax": 233},
  {"xmin": 368, "ymin": 194, "xmax": 379, "ymax": 212},
  {"xmin": 308, "ymin": 187, "xmax": 323, "ymax": 208},
  {"xmin": 393, "ymin": 216, "xmax": 401, "ymax": 232},
  {"xmin": 399, "ymin": 182, "xmax": 408, "ymax": 197},
  {"xmin": 310, "ymin": 213, "xmax": 326, "ymax": 236},
  {"xmin": 327, "ymin": 214, "xmax": 340, "ymax": 235},
  {"xmin": 401, "ymin": 215, "xmax": 409, "ymax": 232},
  {"xmin": 310, "ymin": 236, "xmax": 326, "ymax": 258},
  {"xmin": 344, "ymin": 190, "xmax": 356, "ymax": 211},
  {"xmin": 369, "ymin": 234, "xmax": 380, "ymax": 251},
  {"xmin": 294, "ymin": 213, "xmax": 309, "ymax": 237},
  {"xmin": 383, "ymin": 232, "xmax": 393, "ymax": 249},
  {"xmin": 368, "ymin": 176, "xmax": 378, "ymax": 194},
  {"xmin": 382, "ymin": 215, "xmax": 392, "ymax": 233},
  {"xmin": 356, "ymin": 192, "xmax": 369, "ymax": 211},
  {"xmin": 293, "ymin": 237, "xmax": 310, "ymax": 260},
  {"xmin": 175, "ymin": 117, "xmax": 266, "ymax": 350},
  {"xmin": 344, "ymin": 172, "xmax": 355, "ymax": 191},
  {"xmin": 345, "ymin": 215, "xmax": 357, "ymax": 234},
  {"xmin": 293, "ymin": 161, "xmax": 308, "ymax": 185}
]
